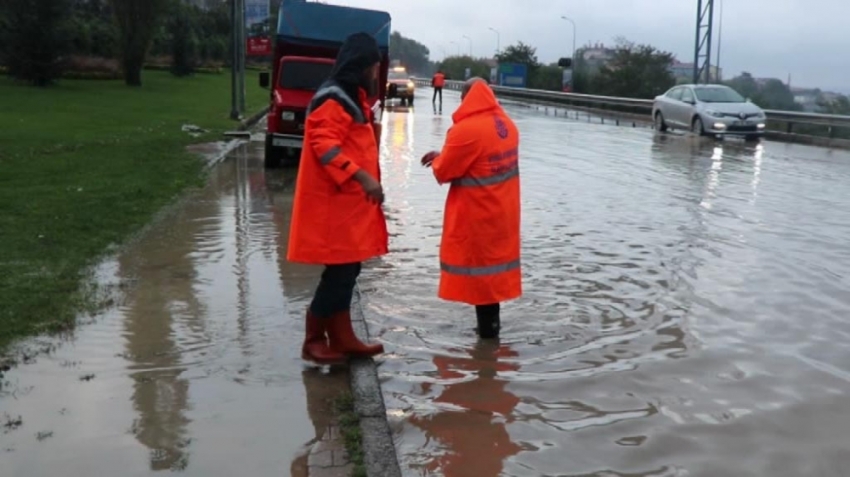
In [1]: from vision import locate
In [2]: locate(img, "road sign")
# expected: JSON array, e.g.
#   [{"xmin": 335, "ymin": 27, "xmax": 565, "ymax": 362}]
[
  {"xmin": 245, "ymin": 0, "xmax": 271, "ymax": 56},
  {"xmin": 498, "ymin": 63, "xmax": 527, "ymax": 88}
]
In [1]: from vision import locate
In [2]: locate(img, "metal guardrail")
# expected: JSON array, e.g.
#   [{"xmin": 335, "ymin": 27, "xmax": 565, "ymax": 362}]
[{"xmin": 413, "ymin": 78, "xmax": 850, "ymax": 139}]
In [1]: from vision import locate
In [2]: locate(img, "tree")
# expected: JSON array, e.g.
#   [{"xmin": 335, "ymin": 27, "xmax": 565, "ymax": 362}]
[
  {"xmin": 496, "ymin": 42, "xmax": 540, "ymax": 78},
  {"xmin": 168, "ymin": 2, "xmax": 198, "ymax": 76},
  {"xmin": 818, "ymin": 94, "xmax": 850, "ymax": 115},
  {"xmin": 591, "ymin": 39, "xmax": 675, "ymax": 99},
  {"xmin": 389, "ymin": 32, "xmax": 432, "ymax": 76},
  {"xmin": 0, "ymin": 0, "xmax": 71, "ymax": 86},
  {"xmin": 437, "ymin": 56, "xmax": 491, "ymax": 82},
  {"xmin": 109, "ymin": 0, "xmax": 169, "ymax": 86},
  {"xmin": 725, "ymin": 73, "xmax": 801, "ymax": 111}
]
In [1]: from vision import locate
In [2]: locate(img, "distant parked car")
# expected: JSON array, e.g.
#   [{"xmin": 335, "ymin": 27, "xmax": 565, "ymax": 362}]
[{"xmin": 652, "ymin": 84, "xmax": 767, "ymax": 141}]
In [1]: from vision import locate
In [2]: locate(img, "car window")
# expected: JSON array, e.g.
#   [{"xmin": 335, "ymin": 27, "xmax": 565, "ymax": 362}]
[
  {"xmin": 694, "ymin": 87, "xmax": 746, "ymax": 103},
  {"xmin": 681, "ymin": 88, "xmax": 695, "ymax": 103},
  {"xmin": 667, "ymin": 88, "xmax": 683, "ymax": 101},
  {"xmin": 388, "ymin": 70, "xmax": 408, "ymax": 80}
]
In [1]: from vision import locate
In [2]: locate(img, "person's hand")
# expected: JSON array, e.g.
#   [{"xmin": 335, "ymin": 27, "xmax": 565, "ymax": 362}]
[
  {"xmin": 421, "ymin": 151, "xmax": 439, "ymax": 168},
  {"xmin": 357, "ymin": 172, "xmax": 384, "ymax": 205}
]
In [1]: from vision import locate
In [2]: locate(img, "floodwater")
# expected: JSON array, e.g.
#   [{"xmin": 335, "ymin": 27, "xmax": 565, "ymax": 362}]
[
  {"xmin": 2, "ymin": 90, "xmax": 850, "ymax": 477},
  {"xmin": 0, "ymin": 143, "xmax": 350, "ymax": 476},
  {"xmin": 371, "ymin": 91, "xmax": 850, "ymax": 476}
]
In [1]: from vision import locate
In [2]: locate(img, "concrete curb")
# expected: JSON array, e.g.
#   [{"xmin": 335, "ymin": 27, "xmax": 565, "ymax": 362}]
[
  {"xmin": 349, "ymin": 284, "xmax": 403, "ymax": 477},
  {"xmin": 239, "ymin": 106, "xmax": 270, "ymax": 131},
  {"xmin": 204, "ymin": 106, "xmax": 270, "ymax": 169}
]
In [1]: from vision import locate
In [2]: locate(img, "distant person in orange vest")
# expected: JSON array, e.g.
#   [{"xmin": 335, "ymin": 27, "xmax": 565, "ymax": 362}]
[
  {"xmin": 287, "ymin": 32, "xmax": 387, "ymax": 364},
  {"xmin": 420, "ymin": 78, "xmax": 522, "ymax": 339},
  {"xmin": 431, "ymin": 69, "xmax": 446, "ymax": 110}
]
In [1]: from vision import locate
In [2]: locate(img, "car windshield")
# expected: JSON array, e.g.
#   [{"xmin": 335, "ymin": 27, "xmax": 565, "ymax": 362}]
[
  {"xmin": 694, "ymin": 87, "xmax": 746, "ymax": 103},
  {"xmin": 388, "ymin": 70, "xmax": 408, "ymax": 81},
  {"xmin": 279, "ymin": 61, "xmax": 333, "ymax": 90}
]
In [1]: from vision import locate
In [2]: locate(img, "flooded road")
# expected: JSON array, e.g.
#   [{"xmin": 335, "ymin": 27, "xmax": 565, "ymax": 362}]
[
  {"xmin": 375, "ymin": 92, "xmax": 850, "ymax": 476},
  {"xmin": 0, "ymin": 144, "xmax": 349, "ymax": 476},
  {"xmin": 2, "ymin": 91, "xmax": 850, "ymax": 477}
]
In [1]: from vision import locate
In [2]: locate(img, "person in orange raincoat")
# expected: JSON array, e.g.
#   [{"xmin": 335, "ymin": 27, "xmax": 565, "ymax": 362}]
[
  {"xmin": 287, "ymin": 32, "xmax": 387, "ymax": 364},
  {"xmin": 431, "ymin": 69, "xmax": 446, "ymax": 110},
  {"xmin": 421, "ymin": 78, "xmax": 522, "ymax": 339}
]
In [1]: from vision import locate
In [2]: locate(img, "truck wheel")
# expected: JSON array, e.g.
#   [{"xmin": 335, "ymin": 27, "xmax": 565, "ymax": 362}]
[
  {"xmin": 265, "ymin": 134, "xmax": 281, "ymax": 169},
  {"xmin": 281, "ymin": 147, "xmax": 300, "ymax": 168},
  {"xmin": 408, "ymin": 95, "xmax": 414, "ymax": 107}
]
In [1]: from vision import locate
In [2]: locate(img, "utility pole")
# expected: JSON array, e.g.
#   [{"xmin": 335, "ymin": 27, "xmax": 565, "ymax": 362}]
[
  {"xmin": 715, "ymin": 0, "xmax": 723, "ymax": 82},
  {"xmin": 230, "ymin": 0, "xmax": 239, "ymax": 119},
  {"xmin": 237, "ymin": 0, "xmax": 246, "ymax": 115},
  {"xmin": 692, "ymin": 0, "xmax": 715, "ymax": 84}
]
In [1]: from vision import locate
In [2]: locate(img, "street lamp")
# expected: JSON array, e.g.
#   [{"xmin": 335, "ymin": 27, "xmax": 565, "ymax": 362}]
[
  {"xmin": 560, "ymin": 15, "xmax": 577, "ymax": 64},
  {"xmin": 462, "ymin": 35, "xmax": 473, "ymax": 57},
  {"xmin": 488, "ymin": 27, "xmax": 500, "ymax": 57},
  {"xmin": 450, "ymin": 40, "xmax": 460, "ymax": 56}
]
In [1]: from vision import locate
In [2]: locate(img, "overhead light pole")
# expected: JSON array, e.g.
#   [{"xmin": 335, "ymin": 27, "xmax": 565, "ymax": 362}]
[
  {"xmin": 488, "ymin": 27, "xmax": 500, "ymax": 57},
  {"xmin": 462, "ymin": 35, "xmax": 473, "ymax": 57},
  {"xmin": 560, "ymin": 15, "xmax": 577, "ymax": 63}
]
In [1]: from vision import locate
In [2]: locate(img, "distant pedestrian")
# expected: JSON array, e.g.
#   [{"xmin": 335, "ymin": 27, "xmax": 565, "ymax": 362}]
[
  {"xmin": 287, "ymin": 32, "xmax": 387, "ymax": 364},
  {"xmin": 420, "ymin": 78, "xmax": 522, "ymax": 339},
  {"xmin": 432, "ymin": 69, "xmax": 445, "ymax": 110}
]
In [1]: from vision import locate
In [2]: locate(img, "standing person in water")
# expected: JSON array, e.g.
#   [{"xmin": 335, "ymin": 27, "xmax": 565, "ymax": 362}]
[
  {"xmin": 287, "ymin": 32, "xmax": 388, "ymax": 364},
  {"xmin": 421, "ymin": 78, "xmax": 522, "ymax": 339},
  {"xmin": 432, "ymin": 69, "xmax": 446, "ymax": 111}
]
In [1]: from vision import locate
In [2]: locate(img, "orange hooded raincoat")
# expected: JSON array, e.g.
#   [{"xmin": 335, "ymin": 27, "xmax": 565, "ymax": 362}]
[
  {"xmin": 286, "ymin": 47, "xmax": 388, "ymax": 265},
  {"xmin": 431, "ymin": 82, "xmax": 522, "ymax": 305}
]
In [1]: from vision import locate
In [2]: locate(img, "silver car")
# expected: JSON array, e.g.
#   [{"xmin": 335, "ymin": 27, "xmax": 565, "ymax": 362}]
[{"xmin": 652, "ymin": 84, "xmax": 767, "ymax": 141}]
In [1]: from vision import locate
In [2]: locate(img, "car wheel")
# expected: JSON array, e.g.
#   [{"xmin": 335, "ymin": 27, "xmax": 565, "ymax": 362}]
[
  {"xmin": 408, "ymin": 95, "xmax": 414, "ymax": 107},
  {"xmin": 692, "ymin": 117, "xmax": 705, "ymax": 136},
  {"xmin": 654, "ymin": 111, "xmax": 668, "ymax": 132},
  {"xmin": 264, "ymin": 134, "xmax": 281, "ymax": 169},
  {"xmin": 281, "ymin": 147, "xmax": 300, "ymax": 168}
]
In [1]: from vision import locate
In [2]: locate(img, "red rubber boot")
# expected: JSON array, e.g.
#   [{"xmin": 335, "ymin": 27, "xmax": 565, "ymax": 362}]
[
  {"xmin": 327, "ymin": 310, "xmax": 384, "ymax": 358},
  {"xmin": 301, "ymin": 309, "xmax": 346, "ymax": 365}
]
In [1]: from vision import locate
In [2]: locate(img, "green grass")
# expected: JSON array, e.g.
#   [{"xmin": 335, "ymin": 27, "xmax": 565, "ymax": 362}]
[
  {"xmin": 0, "ymin": 70, "xmax": 267, "ymax": 351},
  {"xmin": 335, "ymin": 393, "xmax": 367, "ymax": 477}
]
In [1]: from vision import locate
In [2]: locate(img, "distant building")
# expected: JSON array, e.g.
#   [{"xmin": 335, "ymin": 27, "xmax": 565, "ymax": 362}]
[
  {"xmin": 669, "ymin": 61, "xmax": 722, "ymax": 83},
  {"xmin": 578, "ymin": 44, "xmax": 616, "ymax": 74},
  {"xmin": 791, "ymin": 87, "xmax": 820, "ymax": 112}
]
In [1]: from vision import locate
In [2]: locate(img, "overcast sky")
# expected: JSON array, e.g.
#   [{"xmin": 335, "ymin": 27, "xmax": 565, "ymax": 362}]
[{"xmin": 333, "ymin": 0, "xmax": 849, "ymax": 92}]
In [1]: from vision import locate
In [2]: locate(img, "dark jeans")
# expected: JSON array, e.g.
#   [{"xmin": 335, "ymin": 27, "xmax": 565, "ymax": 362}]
[
  {"xmin": 309, "ymin": 263, "xmax": 361, "ymax": 318},
  {"xmin": 432, "ymin": 87, "xmax": 443, "ymax": 104},
  {"xmin": 475, "ymin": 303, "xmax": 500, "ymax": 339}
]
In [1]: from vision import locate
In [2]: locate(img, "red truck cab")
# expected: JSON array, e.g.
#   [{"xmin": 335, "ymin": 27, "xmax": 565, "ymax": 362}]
[
  {"xmin": 259, "ymin": 0, "xmax": 391, "ymax": 168},
  {"xmin": 263, "ymin": 56, "xmax": 334, "ymax": 167}
]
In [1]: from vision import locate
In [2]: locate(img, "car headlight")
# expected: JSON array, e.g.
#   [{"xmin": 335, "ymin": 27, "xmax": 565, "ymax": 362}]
[
  {"xmin": 705, "ymin": 110, "xmax": 721, "ymax": 117},
  {"xmin": 407, "ymin": 81, "xmax": 414, "ymax": 89},
  {"xmin": 281, "ymin": 111, "xmax": 295, "ymax": 121}
]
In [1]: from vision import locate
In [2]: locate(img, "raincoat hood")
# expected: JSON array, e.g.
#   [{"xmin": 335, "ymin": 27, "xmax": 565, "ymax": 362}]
[
  {"xmin": 452, "ymin": 81, "xmax": 501, "ymax": 123},
  {"xmin": 327, "ymin": 32, "xmax": 382, "ymax": 102}
]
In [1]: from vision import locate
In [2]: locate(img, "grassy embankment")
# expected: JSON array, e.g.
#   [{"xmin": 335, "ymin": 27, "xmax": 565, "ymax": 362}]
[{"xmin": 0, "ymin": 70, "xmax": 266, "ymax": 351}]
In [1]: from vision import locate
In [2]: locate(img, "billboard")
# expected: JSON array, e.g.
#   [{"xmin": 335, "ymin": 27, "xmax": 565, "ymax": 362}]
[
  {"xmin": 498, "ymin": 63, "xmax": 527, "ymax": 88},
  {"xmin": 245, "ymin": 0, "xmax": 272, "ymax": 56}
]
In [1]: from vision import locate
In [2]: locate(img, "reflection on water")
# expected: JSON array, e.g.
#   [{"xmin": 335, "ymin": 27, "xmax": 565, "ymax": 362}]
[
  {"xmin": 407, "ymin": 341, "xmax": 522, "ymax": 477},
  {"xmin": 0, "ymin": 142, "xmax": 347, "ymax": 476},
  {"xmin": 370, "ymin": 91, "xmax": 850, "ymax": 476}
]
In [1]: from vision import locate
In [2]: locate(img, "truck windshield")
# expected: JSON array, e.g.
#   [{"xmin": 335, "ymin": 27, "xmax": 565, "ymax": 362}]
[
  {"xmin": 694, "ymin": 87, "xmax": 746, "ymax": 103},
  {"xmin": 280, "ymin": 61, "xmax": 334, "ymax": 90}
]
